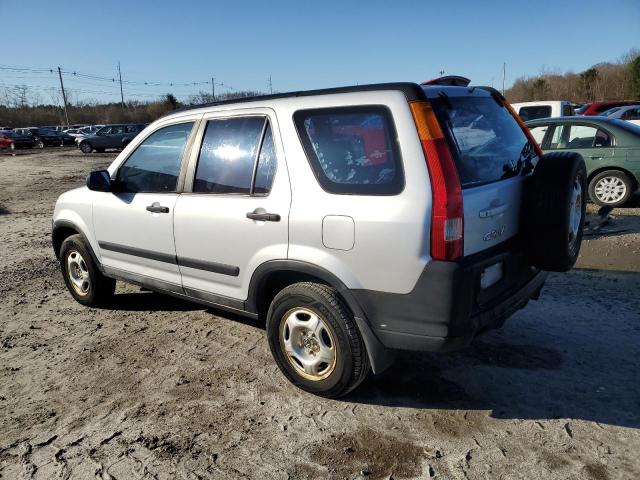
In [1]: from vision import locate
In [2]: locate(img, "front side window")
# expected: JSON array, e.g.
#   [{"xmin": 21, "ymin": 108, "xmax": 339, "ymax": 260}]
[
  {"xmin": 549, "ymin": 125, "xmax": 565, "ymax": 149},
  {"xmin": 294, "ymin": 106, "xmax": 403, "ymax": 195},
  {"xmin": 116, "ymin": 122, "xmax": 193, "ymax": 193},
  {"xmin": 194, "ymin": 117, "xmax": 265, "ymax": 194}
]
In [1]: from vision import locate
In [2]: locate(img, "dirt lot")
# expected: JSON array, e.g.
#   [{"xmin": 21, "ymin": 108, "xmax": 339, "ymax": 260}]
[{"xmin": 1, "ymin": 148, "xmax": 639, "ymax": 480}]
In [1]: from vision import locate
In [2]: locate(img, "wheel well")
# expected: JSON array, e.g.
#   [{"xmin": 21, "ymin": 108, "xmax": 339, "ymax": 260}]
[
  {"xmin": 588, "ymin": 166, "xmax": 638, "ymax": 190},
  {"xmin": 52, "ymin": 226, "xmax": 79, "ymax": 259},
  {"xmin": 254, "ymin": 270, "xmax": 330, "ymax": 320}
]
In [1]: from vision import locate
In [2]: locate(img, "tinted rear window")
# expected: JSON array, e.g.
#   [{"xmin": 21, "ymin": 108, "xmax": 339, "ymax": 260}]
[
  {"xmin": 433, "ymin": 96, "xmax": 531, "ymax": 188},
  {"xmin": 518, "ymin": 105, "xmax": 552, "ymax": 121},
  {"xmin": 294, "ymin": 106, "xmax": 403, "ymax": 195}
]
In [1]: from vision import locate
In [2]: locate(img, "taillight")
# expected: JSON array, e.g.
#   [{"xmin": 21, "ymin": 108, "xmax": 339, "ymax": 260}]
[{"xmin": 409, "ymin": 101, "xmax": 463, "ymax": 261}]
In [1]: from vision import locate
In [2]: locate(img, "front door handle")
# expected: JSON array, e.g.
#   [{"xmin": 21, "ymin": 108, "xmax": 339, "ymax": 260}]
[
  {"xmin": 590, "ymin": 155, "xmax": 604, "ymax": 160},
  {"xmin": 146, "ymin": 202, "xmax": 170, "ymax": 213},
  {"xmin": 246, "ymin": 209, "xmax": 280, "ymax": 222}
]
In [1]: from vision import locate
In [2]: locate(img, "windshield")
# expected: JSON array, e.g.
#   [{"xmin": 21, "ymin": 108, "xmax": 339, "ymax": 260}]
[
  {"xmin": 600, "ymin": 107, "xmax": 622, "ymax": 117},
  {"xmin": 433, "ymin": 95, "xmax": 532, "ymax": 188}
]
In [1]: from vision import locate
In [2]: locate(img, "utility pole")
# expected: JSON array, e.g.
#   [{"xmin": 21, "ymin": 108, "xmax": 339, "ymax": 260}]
[
  {"xmin": 502, "ymin": 62, "xmax": 506, "ymax": 96},
  {"xmin": 268, "ymin": 75, "xmax": 273, "ymax": 94},
  {"xmin": 211, "ymin": 77, "xmax": 215, "ymax": 100},
  {"xmin": 118, "ymin": 61, "xmax": 125, "ymax": 109},
  {"xmin": 57, "ymin": 66, "xmax": 70, "ymax": 127}
]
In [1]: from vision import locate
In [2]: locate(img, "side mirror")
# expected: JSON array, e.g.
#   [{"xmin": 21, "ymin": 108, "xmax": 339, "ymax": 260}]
[{"xmin": 86, "ymin": 170, "xmax": 111, "ymax": 192}]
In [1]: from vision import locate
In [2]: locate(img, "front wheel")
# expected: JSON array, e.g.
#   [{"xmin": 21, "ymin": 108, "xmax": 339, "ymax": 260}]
[
  {"xmin": 60, "ymin": 234, "xmax": 115, "ymax": 306},
  {"xmin": 588, "ymin": 170, "xmax": 634, "ymax": 207},
  {"xmin": 35, "ymin": 138, "xmax": 44, "ymax": 149},
  {"xmin": 79, "ymin": 141, "xmax": 93, "ymax": 154},
  {"xmin": 266, "ymin": 282, "xmax": 370, "ymax": 398}
]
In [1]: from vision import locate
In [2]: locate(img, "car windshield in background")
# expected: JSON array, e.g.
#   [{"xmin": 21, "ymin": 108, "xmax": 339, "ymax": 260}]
[
  {"xmin": 518, "ymin": 105, "xmax": 552, "ymax": 122},
  {"xmin": 434, "ymin": 96, "xmax": 530, "ymax": 188}
]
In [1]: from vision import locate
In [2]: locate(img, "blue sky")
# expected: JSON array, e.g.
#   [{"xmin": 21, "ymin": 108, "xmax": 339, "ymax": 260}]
[{"xmin": 2, "ymin": 0, "xmax": 639, "ymax": 104}]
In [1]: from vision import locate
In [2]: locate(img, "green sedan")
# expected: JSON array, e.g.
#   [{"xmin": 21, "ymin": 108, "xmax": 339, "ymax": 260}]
[{"xmin": 526, "ymin": 116, "xmax": 640, "ymax": 206}]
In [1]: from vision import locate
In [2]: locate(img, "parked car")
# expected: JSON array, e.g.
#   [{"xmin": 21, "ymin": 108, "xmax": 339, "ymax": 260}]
[
  {"xmin": 600, "ymin": 105, "xmax": 640, "ymax": 126},
  {"xmin": 511, "ymin": 101, "xmax": 574, "ymax": 121},
  {"xmin": 14, "ymin": 128, "xmax": 62, "ymax": 148},
  {"xmin": 77, "ymin": 124, "xmax": 146, "ymax": 153},
  {"xmin": 53, "ymin": 81, "xmax": 586, "ymax": 397},
  {"xmin": 576, "ymin": 101, "xmax": 640, "ymax": 116},
  {"xmin": 0, "ymin": 131, "xmax": 36, "ymax": 150},
  {"xmin": 0, "ymin": 126, "xmax": 13, "ymax": 131},
  {"xmin": 527, "ymin": 116, "xmax": 640, "ymax": 206}
]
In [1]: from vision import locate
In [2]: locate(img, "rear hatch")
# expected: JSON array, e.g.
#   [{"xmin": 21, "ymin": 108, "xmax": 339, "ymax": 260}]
[{"xmin": 426, "ymin": 87, "xmax": 537, "ymax": 256}]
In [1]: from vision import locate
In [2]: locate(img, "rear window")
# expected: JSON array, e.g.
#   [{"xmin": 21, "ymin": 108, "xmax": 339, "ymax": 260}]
[
  {"xmin": 433, "ymin": 96, "xmax": 531, "ymax": 188},
  {"xmin": 294, "ymin": 106, "xmax": 404, "ymax": 195},
  {"xmin": 518, "ymin": 105, "xmax": 552, "ymax": 121}
]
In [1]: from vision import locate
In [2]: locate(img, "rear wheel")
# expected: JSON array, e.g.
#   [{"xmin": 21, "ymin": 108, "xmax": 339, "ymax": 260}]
[
  {"xmin": 35, "ymin": 138, "xmax": 44, "ymax": 149},
  {"xmin": 266, "ymin": 282, "xmax": 369, "ymax": 398},
  {"xmin": 523, "ymin": 151, "xmax": 587, "ymax": 272},
  {"xmin": 588, "ymin": 170, "xmax": 633, "ymax": 207},
  {"xmin": 79, "ymin": 141, "xmax": 93, "ymax": 154},
  {"xmin": 60, "ymin": 234, "xmax": 115, "ymax": 306}
]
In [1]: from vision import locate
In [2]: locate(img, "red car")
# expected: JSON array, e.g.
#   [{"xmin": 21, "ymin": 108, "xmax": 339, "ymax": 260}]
[
  {"xmin": 576, "ymin": 100, "xmax": 640, "ymax": 116},
  {"xmin": 0, "ymin": 131, "xmax": 37, "ymax": 150}
]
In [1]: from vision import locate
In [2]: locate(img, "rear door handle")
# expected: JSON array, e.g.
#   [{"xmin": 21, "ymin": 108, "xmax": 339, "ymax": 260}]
[
  {"xmin": 146, "ymin": 202, "xmax": 170, "ymax": 213},
  {"xmin": 590, "ymin": 155, "xmax": 604, "ymax": 160},
  {"xmin": 246, "ymin": 210, "xmax": 280, "ymax": 222}
]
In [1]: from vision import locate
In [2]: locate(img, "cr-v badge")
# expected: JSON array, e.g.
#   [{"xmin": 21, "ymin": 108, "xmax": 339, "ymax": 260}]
[{"xmin": 483, "ymin": 225, "xmax": 506, "ymax": 241}]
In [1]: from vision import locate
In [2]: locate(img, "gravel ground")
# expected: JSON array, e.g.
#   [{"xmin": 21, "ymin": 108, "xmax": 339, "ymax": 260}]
[{"xmin": 1, "ymin": 148, "xmax": 639, "ymax": 480}]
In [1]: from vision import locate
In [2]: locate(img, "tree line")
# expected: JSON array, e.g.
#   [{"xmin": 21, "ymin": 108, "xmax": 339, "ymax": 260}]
[
  {"xmin": 0, "ymin": 91, "xmax": 262, "ymax": 128},
  {"xmin": 506, "ymin": 49, "xmax": 640, "ymax": 103}
]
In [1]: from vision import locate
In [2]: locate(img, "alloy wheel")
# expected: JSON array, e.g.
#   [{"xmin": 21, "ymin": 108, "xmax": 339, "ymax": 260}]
[{"xmin": 594, "ymin": 176, "xmax": 626, "ymax": 204}]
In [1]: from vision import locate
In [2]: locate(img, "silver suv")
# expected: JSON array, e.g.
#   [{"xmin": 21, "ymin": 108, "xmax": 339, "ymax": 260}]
[{"xmin": 52, "ymin": 79, "xmax": 587, "ymax": 397}]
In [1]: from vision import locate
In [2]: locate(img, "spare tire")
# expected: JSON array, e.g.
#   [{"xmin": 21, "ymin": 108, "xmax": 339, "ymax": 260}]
[{"xmin": 522, "ymin": 151, "xmax": 587, "ymax": 272}]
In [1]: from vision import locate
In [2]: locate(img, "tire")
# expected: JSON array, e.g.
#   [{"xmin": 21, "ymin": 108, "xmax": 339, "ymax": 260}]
[
  {"xmin": 266, "ymin": 282, "xmax": 370, "ymax": 398},
  {"xmin": 588, "ymin": 170, "xmax": 634, "ymax": 207},
  {"xmin": 35, "ymin": 138, "xmax": 44, "ymax": 149},
  {"xmin": 79, "ymin": 141, "xmax": 93, "ymax": 154},
  {"xmin": 9, "ymin": 142, "xmax": 15, "ymax": 151},
  {"xmin": 59, "ymin": 234, "xmax": 115, "ymax": 307},
  {"xmin": 522, "ymin": 151, "xmax": 587, "ymax": 272}
]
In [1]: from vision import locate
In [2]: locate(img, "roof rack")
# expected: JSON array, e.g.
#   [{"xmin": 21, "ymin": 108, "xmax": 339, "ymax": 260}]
[{"xmin": 166, "ymin": 82, "xmax": 427, "ymax": 116}]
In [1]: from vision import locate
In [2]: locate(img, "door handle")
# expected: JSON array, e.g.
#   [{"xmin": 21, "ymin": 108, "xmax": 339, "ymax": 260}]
[
  {"xmin": 590, "ymin": 155, "xmax": 604, "ymax": 160},
  {"xmin": 246, "ymin": 209, "xmax": 280, "ymax": 222},
  {"xmin": 146, "ymin": 202, "xmax": 170, "ymax": 213},
  {"xmin": 479, "ymin": 203, "xmax": 509, "ymax": 218}
]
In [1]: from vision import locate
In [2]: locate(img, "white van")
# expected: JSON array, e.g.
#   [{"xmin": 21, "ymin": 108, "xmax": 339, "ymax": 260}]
[{"xmin": 511, "ymin": 101, "xmax": 574, "ymax": 122}]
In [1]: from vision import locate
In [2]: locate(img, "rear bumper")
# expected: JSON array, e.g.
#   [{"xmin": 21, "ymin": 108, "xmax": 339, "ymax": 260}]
[{"xmin": 351, "ymin": 246, "xmax": 547, "ymax": 352}]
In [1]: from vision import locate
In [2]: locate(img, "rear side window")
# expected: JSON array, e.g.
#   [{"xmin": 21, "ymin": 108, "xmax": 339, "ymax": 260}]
[
  {"xmin": 433, "ymin": 96, "xmax": 531, "ymax": 188},
  {"xmin": 117, "ymin": 122, "xmax": 194, "ymax": 192},
  {"xmin": 294, "ymin": 106, "xmax": 404, "ymax": 195},
  {"xmin": 566, "ymin": 125, "xmax": 612, "ymax": 148},
  {"xmin": 194, "ymin": 117, "xmax": 269, "ymax": 194},
  {"xmin": 529, "ymin": 125, "xmax": 548, "ymax": 145},
  {"xmin": 518, "ymin": 105, "xmax": 552, "ymax": 121}
]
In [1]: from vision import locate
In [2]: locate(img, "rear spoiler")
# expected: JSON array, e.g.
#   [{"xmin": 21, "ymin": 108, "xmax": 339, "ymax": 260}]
[{"xmin": 421, "ymin": 76, "xmax": 471, "ymax": 87}]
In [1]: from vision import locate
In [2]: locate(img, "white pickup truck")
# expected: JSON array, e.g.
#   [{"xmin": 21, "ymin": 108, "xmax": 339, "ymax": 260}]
[{"xmin": 511, "ymin": 101, "xmax": 574, "ymax": 122}]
